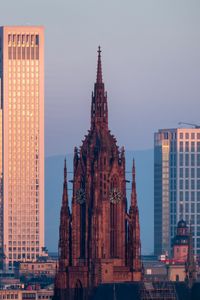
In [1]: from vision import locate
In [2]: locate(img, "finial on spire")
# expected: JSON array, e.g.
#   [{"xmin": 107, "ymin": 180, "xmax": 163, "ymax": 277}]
[
  {"xmin": 96, "ymin": 46, "xmax": 103, "ymax": 84},
  {"xmin": 98, "ymin": 45, "xmax": 101, "ymax": 55}
]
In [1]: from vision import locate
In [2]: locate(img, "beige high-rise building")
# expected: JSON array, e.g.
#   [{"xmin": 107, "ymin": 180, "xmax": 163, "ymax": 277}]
[{"xmin": 0, "ymin": 26, "xmax": 44, "ymax": 268}]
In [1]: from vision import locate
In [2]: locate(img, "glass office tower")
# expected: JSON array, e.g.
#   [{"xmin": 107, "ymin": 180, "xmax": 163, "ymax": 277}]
[
  {"xmin": 0, "ymin": 26, "xmax": 44, "ymax": 268},
  {"xmin": 154, "ymin": 128, "xmax": 200, "ymax": 257}
]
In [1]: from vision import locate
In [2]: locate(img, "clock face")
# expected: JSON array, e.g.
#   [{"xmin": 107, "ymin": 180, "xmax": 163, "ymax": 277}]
[
  {"xmin": 76, "ymin": 188, "xmax": 86, "ymax": 205},
  {"xmin": 109, "ymin": 188, "xmax": 122, "ymax": 204}
]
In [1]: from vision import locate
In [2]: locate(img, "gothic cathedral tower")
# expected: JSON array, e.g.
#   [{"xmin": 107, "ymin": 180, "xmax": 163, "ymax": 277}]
[{"xmin": 54, "ymin": 48, "xmax": 142, "ymax": 300}]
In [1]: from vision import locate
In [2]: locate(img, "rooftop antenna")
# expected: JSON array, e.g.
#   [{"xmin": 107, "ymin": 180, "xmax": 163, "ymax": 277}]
[{"xmin": 178, "ymin": 122, "xmax": 200, "ymax": 129}]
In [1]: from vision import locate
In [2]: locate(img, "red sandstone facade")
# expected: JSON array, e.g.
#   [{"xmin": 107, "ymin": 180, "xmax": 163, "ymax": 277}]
[{"xmin": 54, "ymin": 48, "xmax": 142, "ymax": 300}]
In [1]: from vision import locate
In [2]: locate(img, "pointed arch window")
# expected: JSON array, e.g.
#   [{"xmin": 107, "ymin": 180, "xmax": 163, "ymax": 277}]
[
  {"xmin": 76, "ymin": 179, "xmax": 86, "ymax": 259},
  {"xmin": 110, "ymin": 175, "xmax": 119, "ymax": 258},
  {"xmin": 74, "ymin": 280, "xmax": 83, "ymax": 300}
]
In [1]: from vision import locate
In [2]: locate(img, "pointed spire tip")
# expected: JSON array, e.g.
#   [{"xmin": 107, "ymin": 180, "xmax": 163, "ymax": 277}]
[
  {"xmin": 96, "ymin": 45, "xmax": 103, "ymax": 84},
  {"xmin": 98, "ymin": 45, "xmax": 101, "ymax": 55},
  {"xmin": 64, "ymin": 157, "xmax": 67, "ymax": 183}
]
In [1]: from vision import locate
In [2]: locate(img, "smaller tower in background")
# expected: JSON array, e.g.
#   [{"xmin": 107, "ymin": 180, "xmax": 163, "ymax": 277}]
[
  {"xmin": 167, "ymin": 220, "xmax": 196, "ymax": 283},
  {"xmin": 173, "ymin": 220, "xmax": 189, "ymax": 263},
  {"xmin": 185, "ymin": 223, "xmax": 196, "ymax": 288}
]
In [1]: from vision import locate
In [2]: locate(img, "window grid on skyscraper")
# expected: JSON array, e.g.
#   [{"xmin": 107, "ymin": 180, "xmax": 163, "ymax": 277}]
[
  {"xmin": 154, "ymin": 128, "xmax": 200, "ymax": 256},
  {"xmin": 0, "ymin": 26, "xmax": 44, "ymax": 268}
]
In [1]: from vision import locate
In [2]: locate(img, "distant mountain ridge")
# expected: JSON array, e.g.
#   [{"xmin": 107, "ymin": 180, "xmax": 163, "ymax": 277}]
[{"xmin": 45, "ymin": 149, "xmax": 153, "ymax": 254}]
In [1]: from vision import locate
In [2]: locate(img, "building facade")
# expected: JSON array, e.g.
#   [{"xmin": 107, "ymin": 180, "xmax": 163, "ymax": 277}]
[
  {"xmin": 168, "ymin": 220, "xmax": 190, "ymax": 282},
  {"xmin": 0, "ymin": 26, "xmax": 44, "ymax": 268},
  {"xmin": 154, "ymin": 128, "xmax": 200, "ymax": 257},
  {"xmin": 0, "ymin": 289, "xmax": 53, "ymax": 300},
  {"xmin": 18, "ymin": 260, "xmax": 57, "ymax": 278},
  {"xmin": 54, "ymin": 48, "xmax": 142, "ymax": 300},
  {"xmin": 173, "ymin": 220, "xmax": 189, "ymax": 263},
  {"xmin": 166, "ymin": 219, "xmax": 196, "ymax": 284}
]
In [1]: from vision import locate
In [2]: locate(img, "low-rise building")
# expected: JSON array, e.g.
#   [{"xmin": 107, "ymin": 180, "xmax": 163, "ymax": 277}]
[
  {"xmin": 18, "ymin": 260, "xmax": 57, "ymax": 278},
  {"xmin": 167, "ymin": 220, "xmax": 196, "ymax": 283},
  {"xmin": 0, "ymin": 289, "xmax": 53, "ymax": 300}
]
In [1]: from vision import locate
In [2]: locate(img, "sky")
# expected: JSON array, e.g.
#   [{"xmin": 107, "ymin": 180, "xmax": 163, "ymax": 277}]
[
  {"xmin": 1, "ymin": 0, "xmax": 200, "ymax": 156},
  {"xmin": 1, "ymin": 1, "xmax": 200, "ymax": 254}
]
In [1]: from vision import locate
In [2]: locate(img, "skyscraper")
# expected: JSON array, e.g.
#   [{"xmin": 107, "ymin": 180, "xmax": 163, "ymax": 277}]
[
  {"xmin": 0, "ymin": 26, "xmax": 44, "ymax": 268},
  {"xmin": 54, "ymin": 48, "xmax": 141, "ymax": 300},
  {"xmin": 154, "ymin": 128, "xmax": 200, "ymax": 257}
]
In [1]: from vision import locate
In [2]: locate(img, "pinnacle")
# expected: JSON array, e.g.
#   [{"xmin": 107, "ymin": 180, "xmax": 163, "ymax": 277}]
[
  {"xmin": 131, "ymin": 158, "xmax": 137, "ymax": 207},
  {"xmin": 64, "ymin": 157, "xmax": 67, "ymax": 186},
  {"xmin": 96, "ymin": 46, "xmax": 103, "ymax": 84}
]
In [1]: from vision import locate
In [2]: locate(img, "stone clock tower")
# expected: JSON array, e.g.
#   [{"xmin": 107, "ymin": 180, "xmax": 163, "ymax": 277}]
[{"xmin": 54, "ymin": 48, "xmax": 142, "ymax": 300}]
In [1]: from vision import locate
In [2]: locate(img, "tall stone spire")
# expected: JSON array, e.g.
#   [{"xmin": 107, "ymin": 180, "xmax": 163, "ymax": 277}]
[
  {"xmin": 58, "ymin": 158, "xmax": 71, "ymax": 270},
  {"xmin": 130, "ymin": 159, "xmax": 137, "ymax": 208},
  {"xmin": 128, "ymin": 159, "xmax": 141, "ymax": 276},
  {"xmin": 96, "ymin": 46, "xmax": 103, "ymax": 84},
  {"xmin": 91, "ymin": 46, "xmax": 108, "ymax": 130},
  {"xmin": 62, "ymin": 158, "xmax": 67, "ymax": 204}
]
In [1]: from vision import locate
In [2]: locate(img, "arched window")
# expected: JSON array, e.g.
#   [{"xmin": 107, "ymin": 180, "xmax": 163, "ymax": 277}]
[
  {"xmin": 76, "ymin": 179, "xmax": 86, "ymax": 259},
  {"xmin": 74, "ymin": 280, "xmax": 83, "ymax": 300},
  {"xmin": 80, "ymin": 201, "xmax": 86, "ymax": 258},
  {"xmin": 110, "ymin": 176, "xmax": 119, "ymax": 258}
]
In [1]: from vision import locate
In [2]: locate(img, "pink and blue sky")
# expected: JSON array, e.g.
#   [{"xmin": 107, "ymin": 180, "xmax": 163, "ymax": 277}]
[
  {"xmin": 1, "ymin": 0, "xmax": 200, "ymax": 156},
  {"xmin": 1, "ymin": 0, "xmax": 200, "ymax": 253}
]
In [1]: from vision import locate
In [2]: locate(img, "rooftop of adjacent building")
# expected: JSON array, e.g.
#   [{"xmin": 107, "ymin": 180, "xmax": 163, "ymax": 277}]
[
  {"xmin": 155, "ymin": 127, "xmax": 200, "ymax": 146},
  {"xmin": 92, "ymin": 281, "xmax": 194, "ymax": 300},
  {"xmin": 156, "ymin": 127, "xmax": 200, "ymax": 135},
  {"xmin": 0, "ymin": 25, "xmax": 44, "ymax": 30}
]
